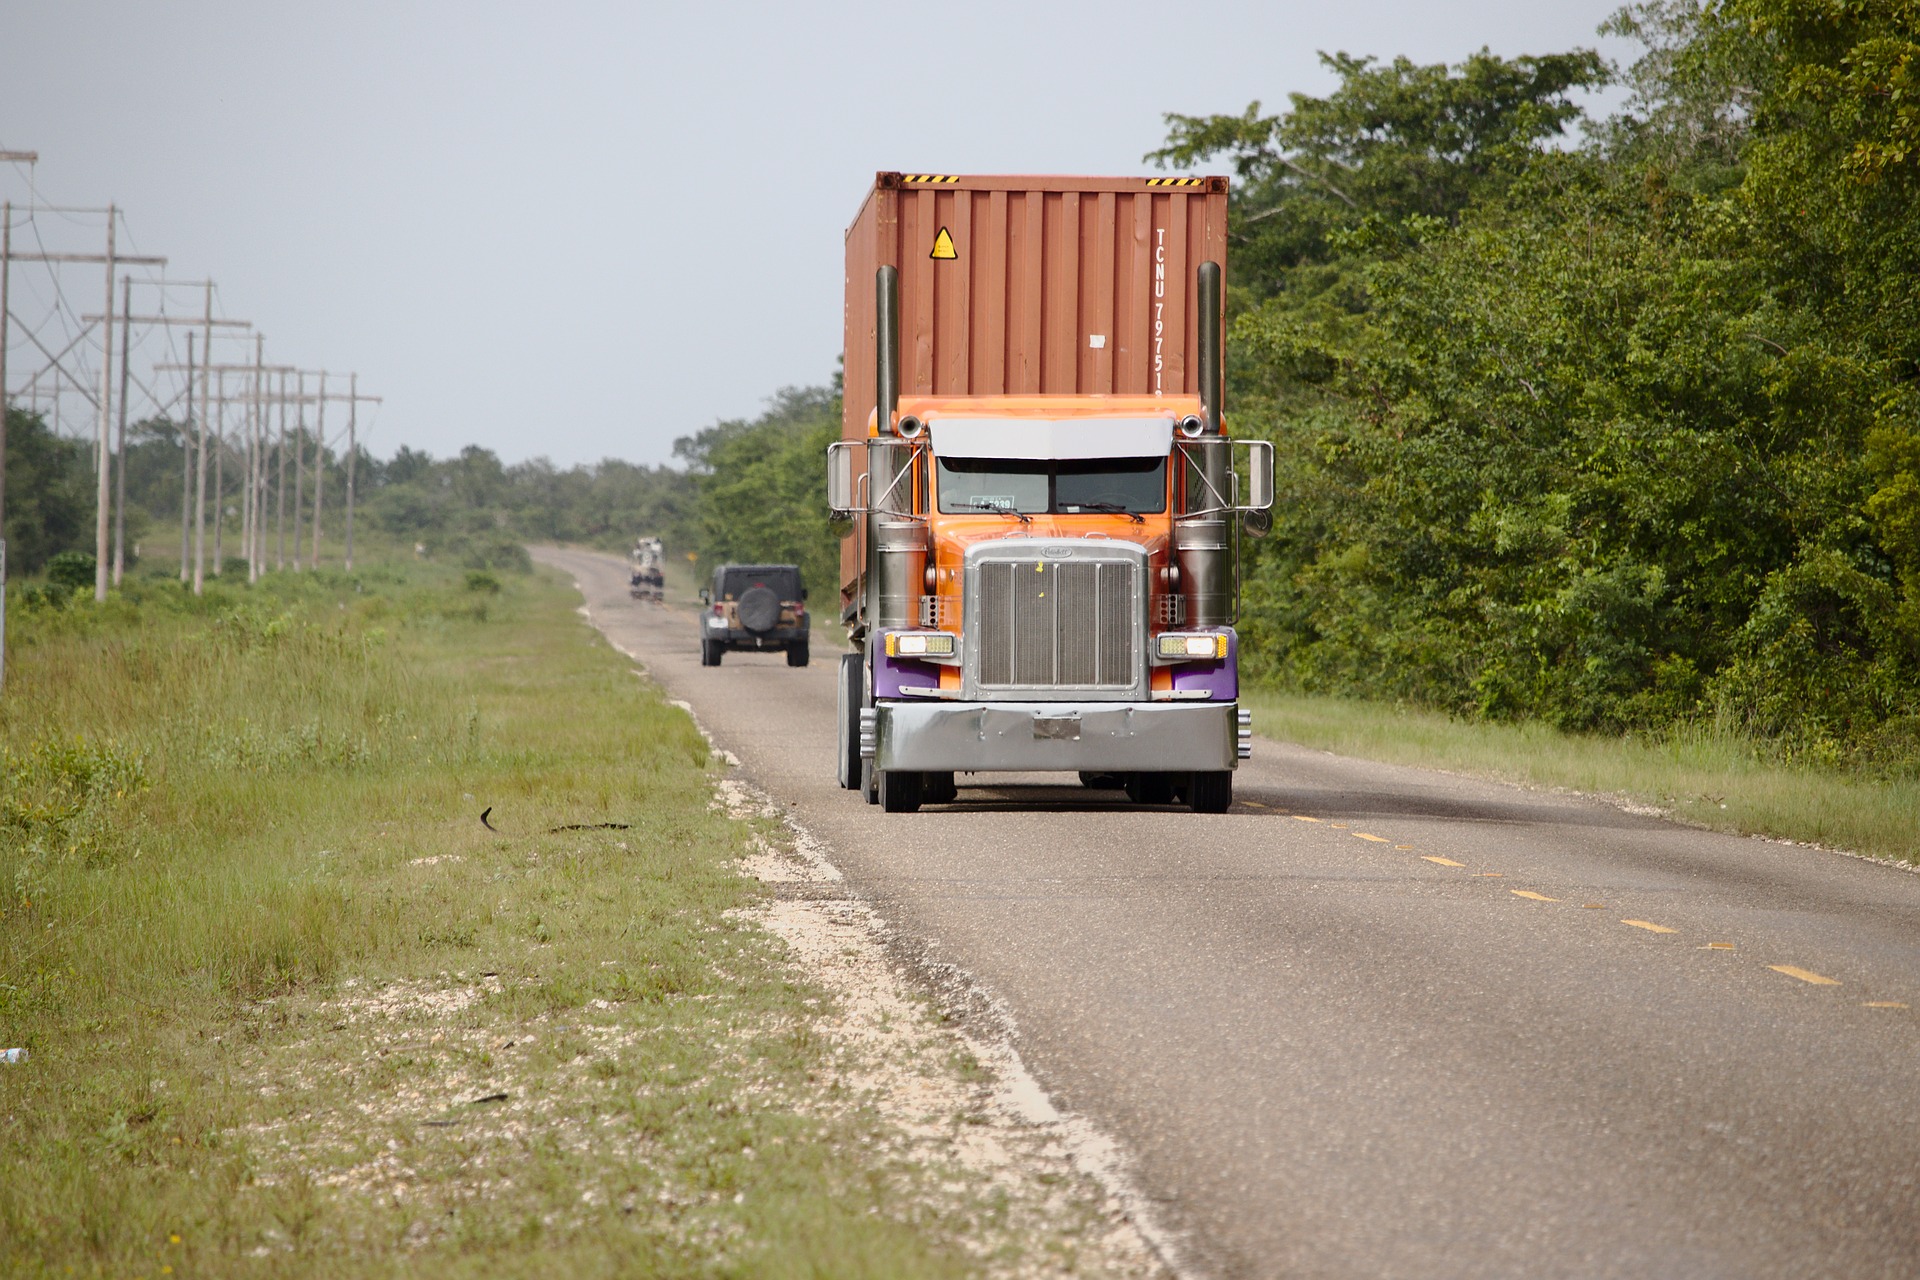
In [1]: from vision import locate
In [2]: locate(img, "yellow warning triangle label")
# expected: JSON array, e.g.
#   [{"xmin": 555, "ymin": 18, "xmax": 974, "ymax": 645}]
[{"xmin": 930, "ymin": 227, "xmax": 957, "ymax": 260}]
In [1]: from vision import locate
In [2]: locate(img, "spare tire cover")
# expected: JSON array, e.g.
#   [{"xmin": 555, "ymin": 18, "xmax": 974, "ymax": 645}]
[{"xmin": 737, "ymin": 585, "xmax": 781, "ymax": 633}]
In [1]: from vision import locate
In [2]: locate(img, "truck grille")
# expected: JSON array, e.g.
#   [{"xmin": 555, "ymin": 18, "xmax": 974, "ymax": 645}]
[{"xmin": 975, "ymin": 557, "xmax": 1137, "ymax": 689}]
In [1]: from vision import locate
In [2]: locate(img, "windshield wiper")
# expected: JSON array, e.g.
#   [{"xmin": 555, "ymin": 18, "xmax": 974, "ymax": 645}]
[
  {"xmin": 958, "ymin": 500, "xmax": 1032, "ymax": 524},
  {"xmin": 1069, "ymin": 501, "xmax": 1144, "ymax": 524}
]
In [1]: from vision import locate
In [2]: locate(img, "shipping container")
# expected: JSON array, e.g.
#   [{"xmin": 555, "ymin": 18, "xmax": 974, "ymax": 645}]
[{"xmin": 842, "ymin": 172, "xmax": 1229, "ymax": 442}]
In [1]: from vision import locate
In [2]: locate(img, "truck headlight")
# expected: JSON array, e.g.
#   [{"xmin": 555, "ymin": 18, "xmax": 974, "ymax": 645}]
[
  {"xmin": 886, "ymin": 631, "xmax": 957, "ymax": 658},
  {"xmin": 1155, "ymin": 632, "xmax": 1228, "ymax": 660}
]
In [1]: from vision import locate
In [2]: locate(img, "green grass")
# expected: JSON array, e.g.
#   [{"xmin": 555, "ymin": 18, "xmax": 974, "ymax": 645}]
[
  {"xmin": 1244, "ymin": 688, "xmax": 1920, "ymax": 865},
  {"xmin": 0, "ymin": 558, "xmax": 985, "ymax": 1277}
]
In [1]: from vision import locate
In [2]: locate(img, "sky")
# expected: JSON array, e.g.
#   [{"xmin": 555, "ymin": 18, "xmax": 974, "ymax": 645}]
[{"xmin": 1, "ymin": 0, "xmax": 1637, "ymax": 469}]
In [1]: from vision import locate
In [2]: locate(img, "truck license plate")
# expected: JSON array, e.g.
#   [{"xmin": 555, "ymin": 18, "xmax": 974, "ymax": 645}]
[{"xmin": 1032, "ymin": 715, "xmax": 1081, "ymax": 741}]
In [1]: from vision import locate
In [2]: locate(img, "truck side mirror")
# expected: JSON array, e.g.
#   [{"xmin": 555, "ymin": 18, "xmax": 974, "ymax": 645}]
[
  {"xmin": 826, "ymin": 441, "xmax": 862, "ymax": 516},
  {"xmin": 1241, "ymin": 440, "xmax": 1274, "ymax": 511},
  {"xmin": 698, "ymin": 587, "xmax": 711, "ymax": 604},
  {"xmin": 801, "ymin": 588, "xmax": 809, "ymax": 601}
]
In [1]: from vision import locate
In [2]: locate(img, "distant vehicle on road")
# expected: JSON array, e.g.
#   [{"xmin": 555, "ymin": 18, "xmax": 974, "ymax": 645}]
[
  {"xmin": 698, "ymin": 564, "xmax": 809, "ymax": 667},
  {"xmin": 629, "ymin": 537, "xmax": 665, "ymax": 603}
]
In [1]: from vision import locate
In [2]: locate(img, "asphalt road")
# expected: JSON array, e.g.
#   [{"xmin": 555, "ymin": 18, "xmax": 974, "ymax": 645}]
[{"xmin": 537, "ymin": 547, "xmax": 1920, "ymax": 1280}]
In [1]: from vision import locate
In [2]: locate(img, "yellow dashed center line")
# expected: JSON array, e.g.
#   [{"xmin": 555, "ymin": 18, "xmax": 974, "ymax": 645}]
[
  {"xmin": 1580, "ymin": 903, "xmax": 1605, "ymax": 909},
  {"xmin": 1394, "ymin": 844, "xmax": 1415, "ymax": 850},
  {"xmin": 1353, "ymin": 832, "xmax": 1390, "ymax": 843},
  {"xmin": 1472, "ymin": 872, "xmax": 1505, "ymax": 878},
  {"xmin": 1422, "ymin": 856, "xmax": 1465, "ymax": 867},
  {"xmin": 1511, "ymin": 890, "xmax": 1559, "ymax": 902},
  {"xmin": 1770, "ymin": 965, "xmax": 1840, "ymax": 985},
  {"xmin": 1864, "ymin": 1001, "xmax": 1908, "ymax": 1009},
  {"xmin": 1622, "ymin": 919, "xmax": 1677, "ymax": 934},
  {"xmin": 1243, "ymin": 800, "xmax": 1268, "ymax": 809},
  {"xmin": 1702, "ymin": 942, "xmax": 1735, "ymax": 950},
  {"xmin": 1329, "ymin": 823, "xmax": 1349, "ymax": 829},
  {"xmin": 1294, "ymin": 816, "xmax": 1320, "ymax": 823}
]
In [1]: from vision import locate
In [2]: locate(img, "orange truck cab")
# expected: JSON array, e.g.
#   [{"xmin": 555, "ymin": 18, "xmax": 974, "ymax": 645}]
[{"xmin": 826, "ymin": 174, "xmax": 1272, "ymax": 813}]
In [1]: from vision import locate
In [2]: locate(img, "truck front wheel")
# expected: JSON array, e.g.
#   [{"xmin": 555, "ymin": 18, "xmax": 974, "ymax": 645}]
[
  {"xmin": 879, "ymin": 769, "xmax": 923, "ymax": 813},
  {"xmin": 1186, "ymin": 771, "xmax": 1233, "ymax": 814},
  {"xmin": 1125, "ymin": 772, "xmax": 1174, "ymax": 805}
]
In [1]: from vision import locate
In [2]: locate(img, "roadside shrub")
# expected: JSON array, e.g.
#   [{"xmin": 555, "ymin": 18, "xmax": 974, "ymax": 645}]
[{"xmin": 44, "ymin": 551, "xmax": 96, "ymax": 591}]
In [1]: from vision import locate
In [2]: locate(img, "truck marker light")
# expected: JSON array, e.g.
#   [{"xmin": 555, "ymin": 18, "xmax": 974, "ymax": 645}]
[
  {"xmin": 1156, "ymin": 633, "xmax": 1227, "ymax": 659},
  {"xmin": 886, "ymin": 632, "xmax": 956, "ymax": 658}
]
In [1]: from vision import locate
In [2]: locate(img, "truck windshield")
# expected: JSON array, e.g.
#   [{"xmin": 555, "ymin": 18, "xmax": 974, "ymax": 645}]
[{"xmin": 935, "ymin": 457, "xmax": 1167, "ymax": 515}]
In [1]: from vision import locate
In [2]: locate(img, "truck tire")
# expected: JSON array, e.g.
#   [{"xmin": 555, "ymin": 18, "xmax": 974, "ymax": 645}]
[
  {"xmin": 1078, "ymin": 771, "xmax": 1124, "ymax": 791},
  {"xmin": 1186, "ymin": 771, "xmax": 1233, "ymax": 813},
  {"xmin": 787, "ymin": 640, "xmax": 810, "ymax": 667},
  {"xmin": 836, "ymin": 653, "xmax": 862, "ymax": 789},
  {"xmin": 737, "ymin": 585, "xmax": 781, "ymax": 634},
  {"xmin": 1125, "ymin": 772, "xmax": 1174, "ymax": 805},
  {"xmin": 701, "ymin": 639, "xmax": 723, "ymax": 667},
  {"xmin": 922, "ymin": 771, "xmax": 957, "ymax": 805},
  {"xmin": 879, "ymin": 769, "xmax": 923, "ymax": 813}
]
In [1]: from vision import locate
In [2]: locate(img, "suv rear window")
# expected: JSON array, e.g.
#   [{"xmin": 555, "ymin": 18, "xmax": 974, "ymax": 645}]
[{"xmin": 718, "ymin": 567, "xmax": 802, "ymax": 601}]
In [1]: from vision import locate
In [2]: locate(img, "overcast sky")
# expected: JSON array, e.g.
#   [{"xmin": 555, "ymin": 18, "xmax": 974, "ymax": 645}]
[{"xmin": 1, "ymin": 1, "xmax": 1635, "ymax": 469}]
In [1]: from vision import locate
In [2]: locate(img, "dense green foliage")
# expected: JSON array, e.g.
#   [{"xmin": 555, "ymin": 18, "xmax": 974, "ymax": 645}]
[
  {"xmin": 669, "ymin": 385, "xmax": 845, "ymax": 600},
  {"xmin": 1151, "ymin": 0, "xmax": 1920, "ymax": 767},
  {"xmin": 2, "ymin": 409, "xmax": 94, "ymax": 575}
]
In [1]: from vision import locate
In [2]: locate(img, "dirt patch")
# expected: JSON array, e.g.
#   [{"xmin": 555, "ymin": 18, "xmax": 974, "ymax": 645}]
[{"xmin": 714, "ymin": 769, "xmax": 1178, "ymax": 1278}]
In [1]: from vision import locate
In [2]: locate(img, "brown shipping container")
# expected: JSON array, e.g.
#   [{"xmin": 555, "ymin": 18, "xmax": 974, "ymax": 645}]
[{"xmin": 842, "ymin": 172, "xmax": 1230, "ymax": 441}]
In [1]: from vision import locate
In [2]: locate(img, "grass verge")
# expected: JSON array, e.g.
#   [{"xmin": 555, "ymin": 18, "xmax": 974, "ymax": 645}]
[
  {"xmin": 1244, "ymin": 688, "xmax": 1920, "ymax": 866},
  {"xmin": 0, "ymin": 560, "xmax": 1046, "ymax": 1277}
]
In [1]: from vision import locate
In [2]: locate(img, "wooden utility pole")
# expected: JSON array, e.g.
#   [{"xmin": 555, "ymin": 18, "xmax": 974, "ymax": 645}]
[
  {"xmin": 112, "ymin": 273, "xmax": 131, "ymax": 583},
  {"xmin": 0, "ymin": 149, "xmax": 38, "ymax": 553},
  {"xmin": 181, "ymin": 335, "xmax": 194, "ymax": 581},
  {"xmin": 341, "ymin": 375, "xmax": 380, "ymax": 572},
  {"xmin": 0, "ymin": 197, "xmax": 12, "ymax": 544},
  {"xmin": 92, "ymin": 206, "xmax": 115, "ymax": 600},
  {"xmin": 292, "ymin": 372, "xmax": 306, "ymax": 566},
  {"xmin": 310, "ymin": 372, "xmax": 325, "ymax": 569},
  {"xmin": 275, "ymin": 369, "xmax": 289, "ymax": 569}
]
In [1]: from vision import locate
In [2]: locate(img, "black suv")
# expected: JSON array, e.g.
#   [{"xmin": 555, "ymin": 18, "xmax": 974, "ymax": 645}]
[{"xmin": 699, "ymin": 564, "xmax": 809, "ymax": 667}]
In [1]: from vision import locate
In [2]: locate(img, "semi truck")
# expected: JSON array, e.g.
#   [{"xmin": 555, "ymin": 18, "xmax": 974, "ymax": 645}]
[{"xmin": 826, "ymin": 173, "xmax": 1272, "ymax": 813}]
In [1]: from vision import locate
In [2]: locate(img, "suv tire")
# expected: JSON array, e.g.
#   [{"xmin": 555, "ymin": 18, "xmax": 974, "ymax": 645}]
[
  {"xmin": 701, "ymin": 639, "xmax": 723, "ymax": 667},
  {"xmin": 787, "ymin": 640, "xmax": 809, "ymax": 667}
]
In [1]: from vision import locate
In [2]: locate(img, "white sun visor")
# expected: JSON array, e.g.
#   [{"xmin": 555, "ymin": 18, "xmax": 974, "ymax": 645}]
[{"xmin": 928, "ymin": 416, "xmax": 1174, "ymax": 461}]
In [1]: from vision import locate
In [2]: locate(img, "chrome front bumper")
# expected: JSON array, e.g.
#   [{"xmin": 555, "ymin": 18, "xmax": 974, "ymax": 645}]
[{"xmin": 865, "ymin": 700, "xmax": 1250, "ymax": 774}]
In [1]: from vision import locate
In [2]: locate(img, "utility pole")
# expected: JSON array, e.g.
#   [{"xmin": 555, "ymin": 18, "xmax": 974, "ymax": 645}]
[
  {"xmin": 275, "ymin": 369, "xmax": 288, "ymax": 569},
  {"xmin": 112, "ymin": 274, "xmax": 131, "ymax": 583},
  {"xmin": 248, "ymin": 335, "xmax": 263, "ymax": 581},
  {"xmin": 0, "ymin": 149, "xmax": 38, "ymax": 557},
  {"xmin": 311, "ymin": 372, "xmax": 326, "ymax": 569},
  {"xmin": 341, "ymin": 375, "xmax": 381, "ymax": 572},
  {"xmin": 181, "ymin": 335, "xmax": 194, "ymax": 582},
  {"xmin": 92, "ymin": 206, "xmax": 115, "ymax": 601},
  {"xmin": 291, "ymin": 372, "xmax": 306, "ymax": 567}
]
